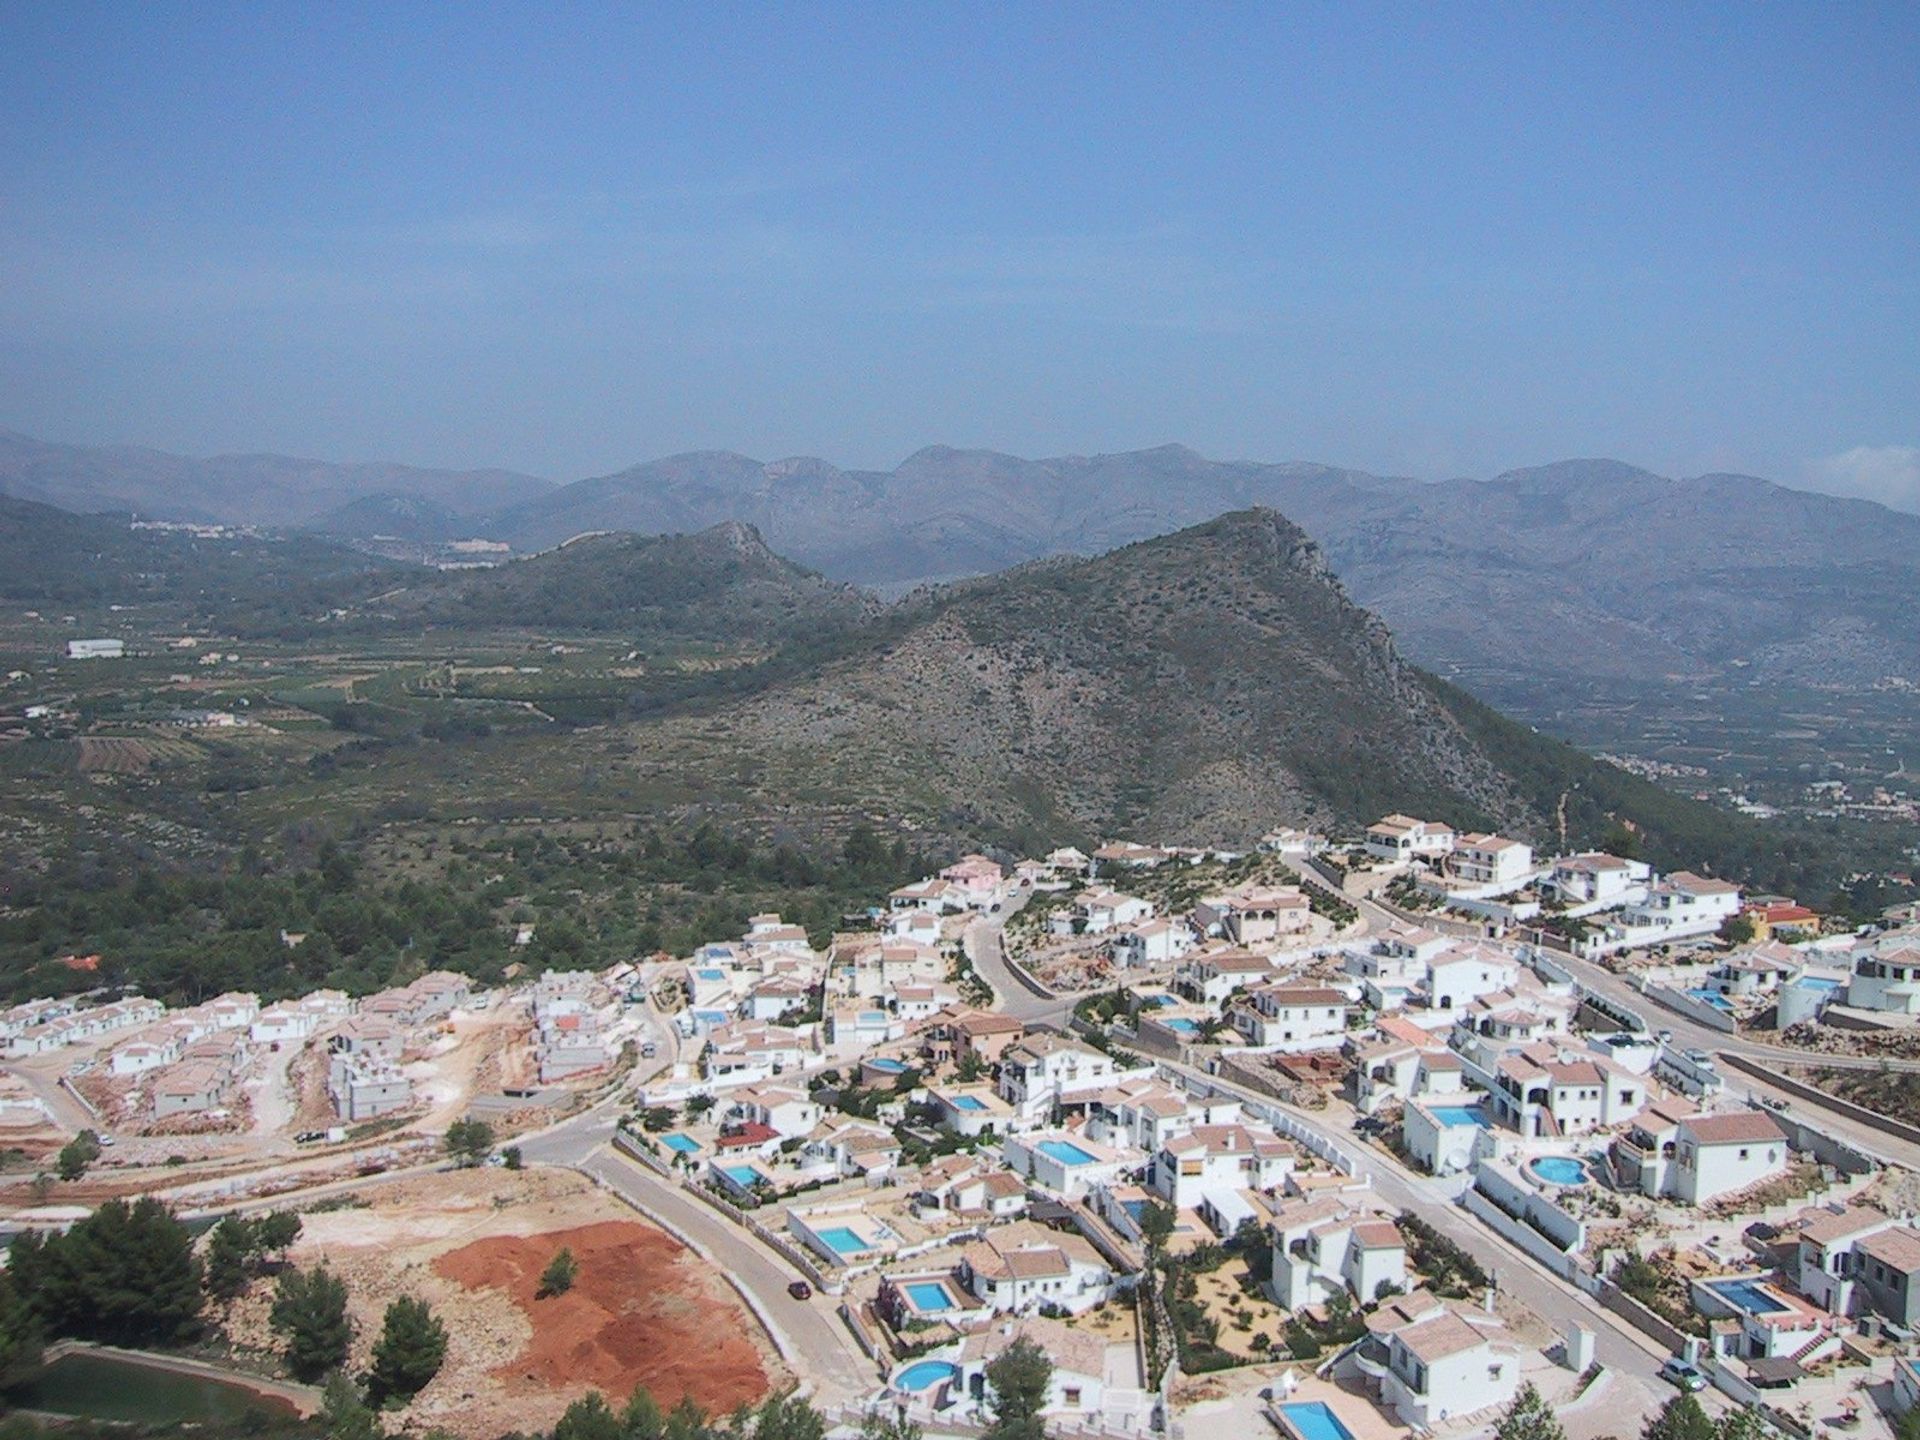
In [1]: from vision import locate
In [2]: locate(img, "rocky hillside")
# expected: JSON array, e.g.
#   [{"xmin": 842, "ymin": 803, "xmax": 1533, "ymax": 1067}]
[
  {"xmin": 626, "ymin": 509, "xmax": 1740, "ymax": 859},
  {"xmin": 347, "ymin": 521, "xmax": 874, "ymax": 644}
]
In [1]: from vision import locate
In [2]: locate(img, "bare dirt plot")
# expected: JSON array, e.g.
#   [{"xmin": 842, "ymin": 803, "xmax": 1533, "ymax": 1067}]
[{"xmin": 223, "ymin": 1168, "xmax": 785, "ymax": 1438}]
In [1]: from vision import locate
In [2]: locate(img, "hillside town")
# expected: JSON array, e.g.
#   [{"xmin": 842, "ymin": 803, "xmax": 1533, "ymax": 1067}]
[{"xmin": 5, "ymin": 817, "xmax": 1920, "ymax": 1440}]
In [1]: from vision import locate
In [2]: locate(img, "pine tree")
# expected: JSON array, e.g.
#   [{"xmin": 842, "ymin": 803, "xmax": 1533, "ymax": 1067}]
[
  {"xmin": 56, "ymin": 1130, "xmax": 101, "ymax": 1182},
  {"xmin": 1644, "ymin": 1394, "xmax": 1717, "ymax": 1440},
  {"xmin": 444, "ymin": 1118, "xmax": 495, "ymax": 1167},
  {"xmin": 537, "ymin": 1247, "xmax": 578, "ymax": 1298},
  {"xmin": 204, "ymin": 1215, "xmax": 257, "ymax": 1300},
  {"xmin": 321, "ymin": 1373, "xmax": 385, "ymax": 1440},
  {"xmin": 1493, "ymin": 1383, "xmax": 1567, "ymax": 1440},
  {"xmin": 1720, "ymin": 1410, "xmax": 1776, "ymax": 1440},
  {"xmin": 983, "ymin": 1336, "xmax": 1052, "ymax": 1440},
  {"xmin": 255, "ymin": 1211, "xmax": 303, "ymax": 1260},
  {"xmin": 367, "ymin": 1296, "xmax": 447, "ymax": 1405},
  {"xmin": 550, "ymin": 1393, "xmax": 623, "ymax": 1440},
  {"xmin": 749, "ymin": 1393, "xmax": 826, "ymax": 1440},
  {"xmin": 271, "ymin": 1265, "xmax": 352, "ymax": 1381},
  {"xmin": 11, "ymin": 1196, "xmax": 203, "ymax": 1345},
  {"xmin": 621, "ymin": 1385, "xmax": 666, "ymax": 1440},
  {"xmin": 0, "ymin": 1268, "xmax": 41, "ymax": 1387}
]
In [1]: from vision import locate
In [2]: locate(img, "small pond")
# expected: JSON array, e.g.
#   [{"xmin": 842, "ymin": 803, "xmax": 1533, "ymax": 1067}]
[{"xmin": 6, "ymin": 1351, "xmax": 298, "ymax": 1425}]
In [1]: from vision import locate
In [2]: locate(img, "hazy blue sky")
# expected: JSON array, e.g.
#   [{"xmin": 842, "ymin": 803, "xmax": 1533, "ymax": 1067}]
[{"xmin": 2, "ymin": 4, "xmax": 1916, "ymax": 507}]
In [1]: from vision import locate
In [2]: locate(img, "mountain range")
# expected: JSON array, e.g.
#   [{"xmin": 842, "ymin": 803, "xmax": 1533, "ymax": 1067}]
[
  {"xmin": 7, "ymin": 431, "xmax": 1917, "ymax": 701},
  {"xmin": 0, "ymin": 487, "xmax": 1847, "ymax": 893}
]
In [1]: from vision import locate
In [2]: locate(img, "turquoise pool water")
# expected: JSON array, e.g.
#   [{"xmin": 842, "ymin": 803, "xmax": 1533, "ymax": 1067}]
[
  {"xmin": 1038, "ymin": 1139, "xmax": 1097, "ymax": 1165},
  {"xmin": 1430, "ymin": 1105, "xmax": 1489, "ymax": 1128},
  {"xmin": 867, "ymin": 1058, "xmax": 907, "ymax": 1072},
  {"xmin": 661, "ymin": 1132, "xmax": 700, "ymax": 1153},
  {"xmin": 951, "ymin": 1094, "xmax": 986, "ymax": 1110},
  {"xmin": 1709, "ymin": 1278, "xmax": 1788, "ymax": 1314},
  {"xmin": 1797, "ymin": 977, "xmax": 1842, "ymax": 991},
  {"xmin": 1686, "ymin": 988, "xmax": 1735, "ymax": 1012},
  {"xmin": 1162, "ymin": 1017, "xmax": 1200, "ymax": 1034},
  {"xmin": 816, "ymin": 1225, "xmax": 871, "ymax": 1255},
  {"xmin": 697, "ymin": 968, "xmax": 726, "ymax": 981},
  {"xmin": 894, "ymin": 1360, "xmax": 959, "ymax": 1392},
  {"xmin": 1282, "ymin": 1402, "xmax": 1357, "ymax": 1440},
  {"xmin": 1528, "ymin": 1156, "xmax": 1589, "ymax": 1186},
  {"xmin": 904, "ymin": 1281, "xmax": 954, "ymax": 1311},
  {"xmin": 721, "ymin": 1164, "xmax": 761, "ymax": 1186}
]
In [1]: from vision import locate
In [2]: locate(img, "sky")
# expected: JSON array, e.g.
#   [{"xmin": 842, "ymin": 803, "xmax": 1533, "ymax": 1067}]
[{"xmin": 2, "ymin": 4, "xmax": 1917, "ymax": 508}]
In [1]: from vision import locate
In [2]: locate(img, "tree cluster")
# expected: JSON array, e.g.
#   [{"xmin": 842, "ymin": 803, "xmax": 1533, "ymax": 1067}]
[
  {"xmin": 8, "ymin": 1198, "xmax": 203, "ymax": 1346},
  {"xmin": 204, "ymin": 1210, "xmax": 302, "ymax": 1299}
]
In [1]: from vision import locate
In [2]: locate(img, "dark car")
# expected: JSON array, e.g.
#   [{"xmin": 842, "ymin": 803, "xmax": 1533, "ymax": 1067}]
[{"xmin": 788, "ymin": 1281, "xmax": 813, "ymax": 1301}]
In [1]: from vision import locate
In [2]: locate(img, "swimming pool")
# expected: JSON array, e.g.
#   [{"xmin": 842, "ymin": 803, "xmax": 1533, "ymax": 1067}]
[
  {"xmin": 815, "ymin": 1225, "xmax": 872, "ymax": 1256},
  {"xmin": 697, "ymin": 969, "xmax": 726, "ymax": 982},
  {"xmin": 1528, "ymin": 1156, "xmax": 1590, "ymax": 1186},
  {"xmin": 894, "ymin": 1360, "xmax": 959, "ymax": 1392},
  {"xmin": 1797, "ymin": 977, "xmax": 1842, "ymax": 992},
  {"xmin": 1686, "ymin": 988, "xmax": 1735, "ymax": 1012},
  {"xmin": 951, "ymin": 1095, "xmax": 987, "ymax": 1110},
  {"xmin": 1161, "ymin": 1017, "xmax": 1200, "ymax": 1034},
  {"xmin": 1708, "ymin": 1278, "xmax": 1788, "ymax": 1314},
  {"xmin": 1038, "ymin": 1139, "xmax": 1097, "ymax": 1166},
  {"xmin": 866, "ymin": 1058, "xmax": 907, "ymax": 1073},
  {"xmin": 721, "ymin": 1164, "xmax": 762, "ymax": 1187},
  {"xmin": 1429, "ymin": 1105, "xmax": 1490, "ymax": 1128},
  {"xmin": 1282, "ymin": 1402, "xmax": 1357, "ymax": 1440},
  {"xmin": 660, "ymin": 1132, "xmax": 700, "ymax": 1154},
  {"xmin": 904, "ymin": 1281, "xmax": 954, "ymax": 1312}
]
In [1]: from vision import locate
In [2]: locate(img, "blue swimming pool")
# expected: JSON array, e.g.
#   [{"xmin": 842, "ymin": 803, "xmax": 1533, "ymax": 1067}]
[
  {"xmin": 661, "ymin": 1132, "xmax": 700, "ymax": 1154},
  {"xmin": 697, "ymin": 968, "xmax": 726, "ymax": 981},
  {"xmin": 1709, "ymin": 1278, "xmax": 1788, "ymax": 1315},
  {"xmin": 1038, "ymin": 1139, "xmax": 1097, "ymax": 1166},
  {"xmin": 1162, "ymin": 1017, "xmax": 1200, "ymax": 1034},
  {"xmin": 693, "ymin": 1009, "xmax": 729, "ymax": 1025},
  {"xmin": 1430, "ymin": 1105, "xmax": 1490, "ymax": 1129},
  {"xmin": 721, "ymin": 1164, "xmax": 761, "ymax": 1186},
  {"xmin": 1686, "ymin": 988, "xmax": 1735, "ymax": 1012},
  {"xmin": 894, "ymin": 1360, "xmax": 958, "ymax": 1392},
  {"xmin": 815, "ymin": 1225, "xmax": 872, "ymax": 1256},
  {"xmin": 866, "ymin": 1058, "xmax": 907, "ymax": 1073},
  {"xmin": 1282, "ymin": 1402, "xmax": 1357, "ymax": 1440},
  {"xmin": 904, "ymin": 1281, "xmax": 954, "ymax": 1312},
  {"xmin": 951, "ymin": 1094, "xmax": 986, "ymax": 1110},
  {"xmin": 1528, "ymin": 1156, "xmax": 1589, "ymax": 1186},
  {"xmin": 1797, "ymin": 977, "xmax": 1842, "ymax": 992}
]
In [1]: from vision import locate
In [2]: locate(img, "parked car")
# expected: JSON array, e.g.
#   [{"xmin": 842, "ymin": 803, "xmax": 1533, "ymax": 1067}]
[
  {"xmin": 1660, "ymin": 1357, "xmax": 1706, "ymax": 1392},
  {"xmin": 787, "ymin": 1281, "xmax": 812, "ymax": 1301}
]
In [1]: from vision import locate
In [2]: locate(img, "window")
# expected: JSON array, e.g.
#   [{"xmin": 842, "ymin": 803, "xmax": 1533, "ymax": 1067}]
[
  {"xmin": 1738, "ymin": 1148, "xmax": 1750, "ymax": 1161},
  {"xmin": 1064, "ymin": 1387, "xmax": 1082, "ymax": 1407}
]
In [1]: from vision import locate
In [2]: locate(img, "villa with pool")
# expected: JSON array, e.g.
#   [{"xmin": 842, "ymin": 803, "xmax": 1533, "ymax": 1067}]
[
  {"xmin": 879, "ymin": 1315, "xmax": 1147, "ymax": 1434},
  {"xmin": 1001, "ymin": 1129, "xmax": 1133, "ymax": 1198}
]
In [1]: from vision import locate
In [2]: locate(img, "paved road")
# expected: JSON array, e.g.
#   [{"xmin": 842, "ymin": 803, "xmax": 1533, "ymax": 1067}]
[
  {"xmin": 517, "ymin": 1090, "xmax": 881, "ymax": 1408},
  {"xmin": 964, "ymin": 894, "xmax": 1075, "ymax": 1026}
]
